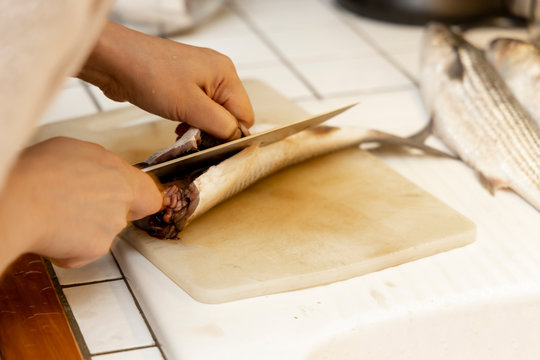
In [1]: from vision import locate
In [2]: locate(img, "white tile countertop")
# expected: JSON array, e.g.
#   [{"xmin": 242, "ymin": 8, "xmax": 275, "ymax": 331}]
[{"xmin": 40, "ymin": 0, "xmax": 540, "ymax": 359}]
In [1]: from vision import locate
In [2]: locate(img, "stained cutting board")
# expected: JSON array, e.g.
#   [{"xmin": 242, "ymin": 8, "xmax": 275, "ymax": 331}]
[
  {"xmin": 118, "ymin": 81, "xmax": 475, "ymax": 304},
  {"xmin": 120, "ymin": 146, "xmax": 474, "ymax": 303},
  {"xmin": 33, "ymin": 80, "xmax": 475, "ymax": 304}
]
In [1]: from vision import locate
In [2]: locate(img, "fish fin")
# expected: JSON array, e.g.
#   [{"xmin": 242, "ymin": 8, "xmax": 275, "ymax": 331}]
[
  {"xmin": 361, "ymin": 129, "xmax": 455, "ymax": 159},
  {"xmin": 478, "ymin": 172, "xmax": 496, "ymax": 195},
  {"xmin": 476, "ymin": 171, "xmax": 508, "ymax": 195},
  {"xmin": 407, "ymin": 118, "xmax": 434, "ymax": 144},
  {"xmin": 446, "ymin": 46, "xmax": 464, "ymax": 80}
]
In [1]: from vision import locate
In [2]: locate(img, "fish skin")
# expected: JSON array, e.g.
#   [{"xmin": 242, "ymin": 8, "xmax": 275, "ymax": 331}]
[
  {"xmin": 134, "ymin": 126, "xmax": 379, "ymax": 238},
  {"xmin": 143, "ymin": 126, "xmax": 201, "ymax": 165},
  {"xmin": 486, "ymin": 37, "xmax": 540, "ymax": 126},
  {"xmin": 420, "ymin": 23, "xmax": 540, "ymax": 210},
  {"xmin": 134, "ymin": 115, "xmax": 454, "ymax": 239},
  {"xmin": 135, "ymin": 123, "xmax": 454, "ymax": 239}
]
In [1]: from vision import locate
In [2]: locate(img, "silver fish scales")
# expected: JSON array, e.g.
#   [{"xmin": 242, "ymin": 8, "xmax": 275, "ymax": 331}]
[
  {"xmin": 420, "ymin": 23, "xmax": 540, "ymax": 210},
  {"xmin": 487, "ymin": 37, "xmax": 540, "ymax": 127}
]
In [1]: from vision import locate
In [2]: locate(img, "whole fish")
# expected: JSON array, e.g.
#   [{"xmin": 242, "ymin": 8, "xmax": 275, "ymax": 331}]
[
  {"xmin": 420, "ymin": 23, "xmax": 540, "ymax": 210},
  {"xmin": 487, "ymin": 37, "xmax": 540, "ymax": 125},
  {"xmin": 134, "ymin": 125, "xmax": 449, "ymax": 239}
]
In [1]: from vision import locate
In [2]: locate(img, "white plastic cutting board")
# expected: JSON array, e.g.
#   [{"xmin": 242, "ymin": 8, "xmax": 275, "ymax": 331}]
[
  {"xmin": 117, "ymin": 80, "xmax": 475, "ymax": 303},
  {"xmin": 120, "ymin": 146, "xmax": 474, "ymax": 303}
]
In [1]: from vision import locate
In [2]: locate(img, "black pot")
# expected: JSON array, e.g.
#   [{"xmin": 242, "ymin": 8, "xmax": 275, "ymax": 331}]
[{"xmin": 337, "ymin": 0, "xmax": 507, "ymax": 24}]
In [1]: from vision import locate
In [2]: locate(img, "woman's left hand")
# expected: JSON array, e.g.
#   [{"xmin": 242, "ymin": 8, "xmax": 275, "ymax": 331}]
[{"xmin": 78, "ymin": 21, "xmax": 254, "ymax": 140}]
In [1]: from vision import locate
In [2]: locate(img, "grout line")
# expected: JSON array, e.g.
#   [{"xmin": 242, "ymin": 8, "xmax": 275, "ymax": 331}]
[
  {"xmin": 91, "ymin": 345, "xmax": 158, "ymax": 358},
  {"xmin": 317, "ymin": 83, "xmax": 417, "ymax": 99},
  {"xmin": 229, "ymin": 2, "xmax": 323, "ymax": 100},
  {"xmin": 61, "ymin": 277, "xmax": 125, "ymax": 289},
  {"xmin": 323, "ymin": 0, "xmax": 420, "ymax": 87},
  {"xmin": 110, "ymin": 252, "xmax": 168, "ymax": 360},
  {"xmin": 289, "ymin": 94, "xmax": 319, "ymax": 103},
  {"xmin": 293, "ymin": 84, "xmax": 417, "ymax": 106},
  {"xmin": 81, "ymin": 81, "xmax": 104, "ymax": 112},
  {"xmin": 44, "ymin": 260, "xmax": 92, "ymax": 360}
]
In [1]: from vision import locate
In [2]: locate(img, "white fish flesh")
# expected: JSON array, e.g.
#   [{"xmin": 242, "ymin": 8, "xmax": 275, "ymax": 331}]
[{"xmin": 420, "ymin": 23, "xmax": 540, "ymax": 210}]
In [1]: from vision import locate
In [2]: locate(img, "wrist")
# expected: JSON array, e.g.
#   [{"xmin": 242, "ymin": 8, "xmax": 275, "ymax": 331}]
[
  {"xmin": 77, "ymin": 21, "xmax": 135, "ymax": 101},
  {"xmin": 0, "ymin": 160, "xmax": 45, "ymax": 273}
]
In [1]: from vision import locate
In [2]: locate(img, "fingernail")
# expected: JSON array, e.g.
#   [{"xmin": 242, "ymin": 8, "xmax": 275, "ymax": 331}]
[
  {"xmin": 239, "ymin": 123, "xmax": 251, "ymax": 136},
  {"xmin": 227, "ymin": 127, "xmax": 242, "ymax": 141}
]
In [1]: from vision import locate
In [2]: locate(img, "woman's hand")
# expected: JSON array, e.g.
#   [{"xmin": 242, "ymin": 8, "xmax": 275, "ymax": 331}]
[
  {"xmin": 0, "ymin": 137, "xmax": 162, "ymax": 270},
  {"xmin": 78, "ymin": 21, "xmax": 254, "ymax": 140}
]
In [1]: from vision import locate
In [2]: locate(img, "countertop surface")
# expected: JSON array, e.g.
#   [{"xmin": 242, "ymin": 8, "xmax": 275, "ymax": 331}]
[{"xmin": 42, "ymin": 0, "xmax": 540, "ymax": 359}]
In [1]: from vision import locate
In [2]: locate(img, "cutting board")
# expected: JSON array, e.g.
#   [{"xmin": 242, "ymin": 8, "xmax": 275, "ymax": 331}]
[{"xmin": 33, "ymin": 80, "xmax": 475, "ymax": 304}]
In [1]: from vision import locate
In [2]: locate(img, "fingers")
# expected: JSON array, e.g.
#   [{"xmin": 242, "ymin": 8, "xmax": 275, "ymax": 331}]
[
  {"xmin": 125, "ymin": 166, "xmax": 163, "ymax": 221},
  {"xmin": 219, "ymin": 77, "xmax": 255, "ymax": 130},
  {"xmin": 183, "ymin": 87, "xmax": 246, "ymax": 139}
]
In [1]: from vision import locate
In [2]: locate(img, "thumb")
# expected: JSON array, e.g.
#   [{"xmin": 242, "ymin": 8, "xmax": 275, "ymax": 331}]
[
  {"xmin": 182, "ymin": 88, "xmax": 241, "ymax": 140},
  {"xmin": 126, "ymin": 167, "xmax": 163, "ymax": 221}
]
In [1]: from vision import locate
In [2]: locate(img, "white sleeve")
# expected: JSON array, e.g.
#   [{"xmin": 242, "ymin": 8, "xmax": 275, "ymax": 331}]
[{"xmin": 0, "ymin": 0, "xmax": 112, "ymax": 189}]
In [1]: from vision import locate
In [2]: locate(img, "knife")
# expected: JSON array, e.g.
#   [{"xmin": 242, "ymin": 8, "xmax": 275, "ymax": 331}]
[{"xmin": 139, "ymin": 103, "xmax": 356, "ymax": 181}]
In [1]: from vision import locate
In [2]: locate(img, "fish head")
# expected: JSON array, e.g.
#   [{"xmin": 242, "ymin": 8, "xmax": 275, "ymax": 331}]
[
  {"xmin": 420, "ymin": 23, "xmax": 467, "ymax": 112},
  {"xmin": 421, "ymin": 22, "xmax": 466, "ymax": 76},
  {"xmin": 487, "ymin": 38, "xmax": 536, "ymax": 72}
]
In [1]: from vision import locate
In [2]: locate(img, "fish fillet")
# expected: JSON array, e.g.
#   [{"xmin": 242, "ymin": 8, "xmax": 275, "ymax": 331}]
[{"xmin": 134, "ymin": 125, "xmax": 447, "ymax": 239}]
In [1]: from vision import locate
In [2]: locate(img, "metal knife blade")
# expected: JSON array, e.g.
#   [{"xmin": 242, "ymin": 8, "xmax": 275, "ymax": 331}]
[{"xmin": 140, "ymin": 103, "xmax": 356, "ymax": 181}]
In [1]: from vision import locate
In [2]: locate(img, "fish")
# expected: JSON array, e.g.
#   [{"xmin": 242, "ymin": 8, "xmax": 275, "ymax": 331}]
[
  {"xmin": 419, "ymin": 22, "xmax": 540, "ymax": 210},
  {"xmin": 486, "ymin": 37, "xmax": 540, "ymax": 125},
  {"xmin": 133, "ymin": 124, "xmax": 451, "ymax": 239},
  {"xmin": 142, "ymin": 123, "xmax": 249, "ymax": 166}
]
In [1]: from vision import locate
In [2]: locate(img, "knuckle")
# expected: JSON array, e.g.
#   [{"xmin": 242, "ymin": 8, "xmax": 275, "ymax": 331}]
[
  {"xmin": 242, "ymin": 114, "xmax": 255, "ymax": 127},
  {"xmin": 224, "ymin": 123, "xmax": 241, "ymax": 140},
  {"xmin": 103, "ymin": 151, "xmax": 129, "ymax": 171},
  {"xmin": 205, "ymin": 48, "xmax": 234, "ymax": 69},
  {"xmin": 100, "ymin": 80, "xmax": 127, "ymax": 102}
]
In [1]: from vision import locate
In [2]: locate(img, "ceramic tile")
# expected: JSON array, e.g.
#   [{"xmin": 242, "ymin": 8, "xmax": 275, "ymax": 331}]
[
  {"xmin": 295, "ymin": 55, "xmax": 413, "ymax": 97},
  {"xmin": 169, "ymin": 4, "xmax": 279, "ymax": 67},
  {"xmin": 92, "ymin": 347, "xmax": 163, "ymax": 360},
  {"xmin": 63, "ymin": 77, "xmax": 84, "ymax": 89},
  {"xmin": 264, "ymin": 21, "xmax": 379, "ymax": 63},
  {"xmin": 296, "ymin": 87, "xmax": 428, "ymax": 137},
  {"xmin": 237, "ymin": 64, "xmax": 313, "ymax": 100},
  {"xmin": 387, "ymin": 51, "xmax": 421, "ymax": 82},
  {"xmin": 297, "ymin": 94, "xmax": 363, "ymax": 116},
  {"xmin": 233, "ymin": 0, "xmax": 335, "ymax": 32},
  {"xmin": 64, "ymin": 280, "xmax": 154, "ymax": 354},
  {"xmin": 53, "ymin": 252, "xmax": 122, "ymax": 285},
  {"xmin": 341, "ymin": 12, "xmax": 425, "ymax": 55},
  {"xmin": 171, "ymin": 31, "xmax": 280, "ymax": 67},
  {"xmin": 40, "ymin": 85, "xmax": 98, "ymax": 125},
  {"xmin": 177, "ymin": 6, "xmax": 251, "ymax": 38},
  {"xmin": 87, "ymin": 84, "xmax": 132, "ymax": 112}
]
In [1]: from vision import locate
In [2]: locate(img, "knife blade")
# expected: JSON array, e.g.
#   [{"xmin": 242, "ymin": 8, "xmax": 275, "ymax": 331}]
[{"xmin": 139, "ymin": 103, "xmax": 356, "ymax": 181}]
